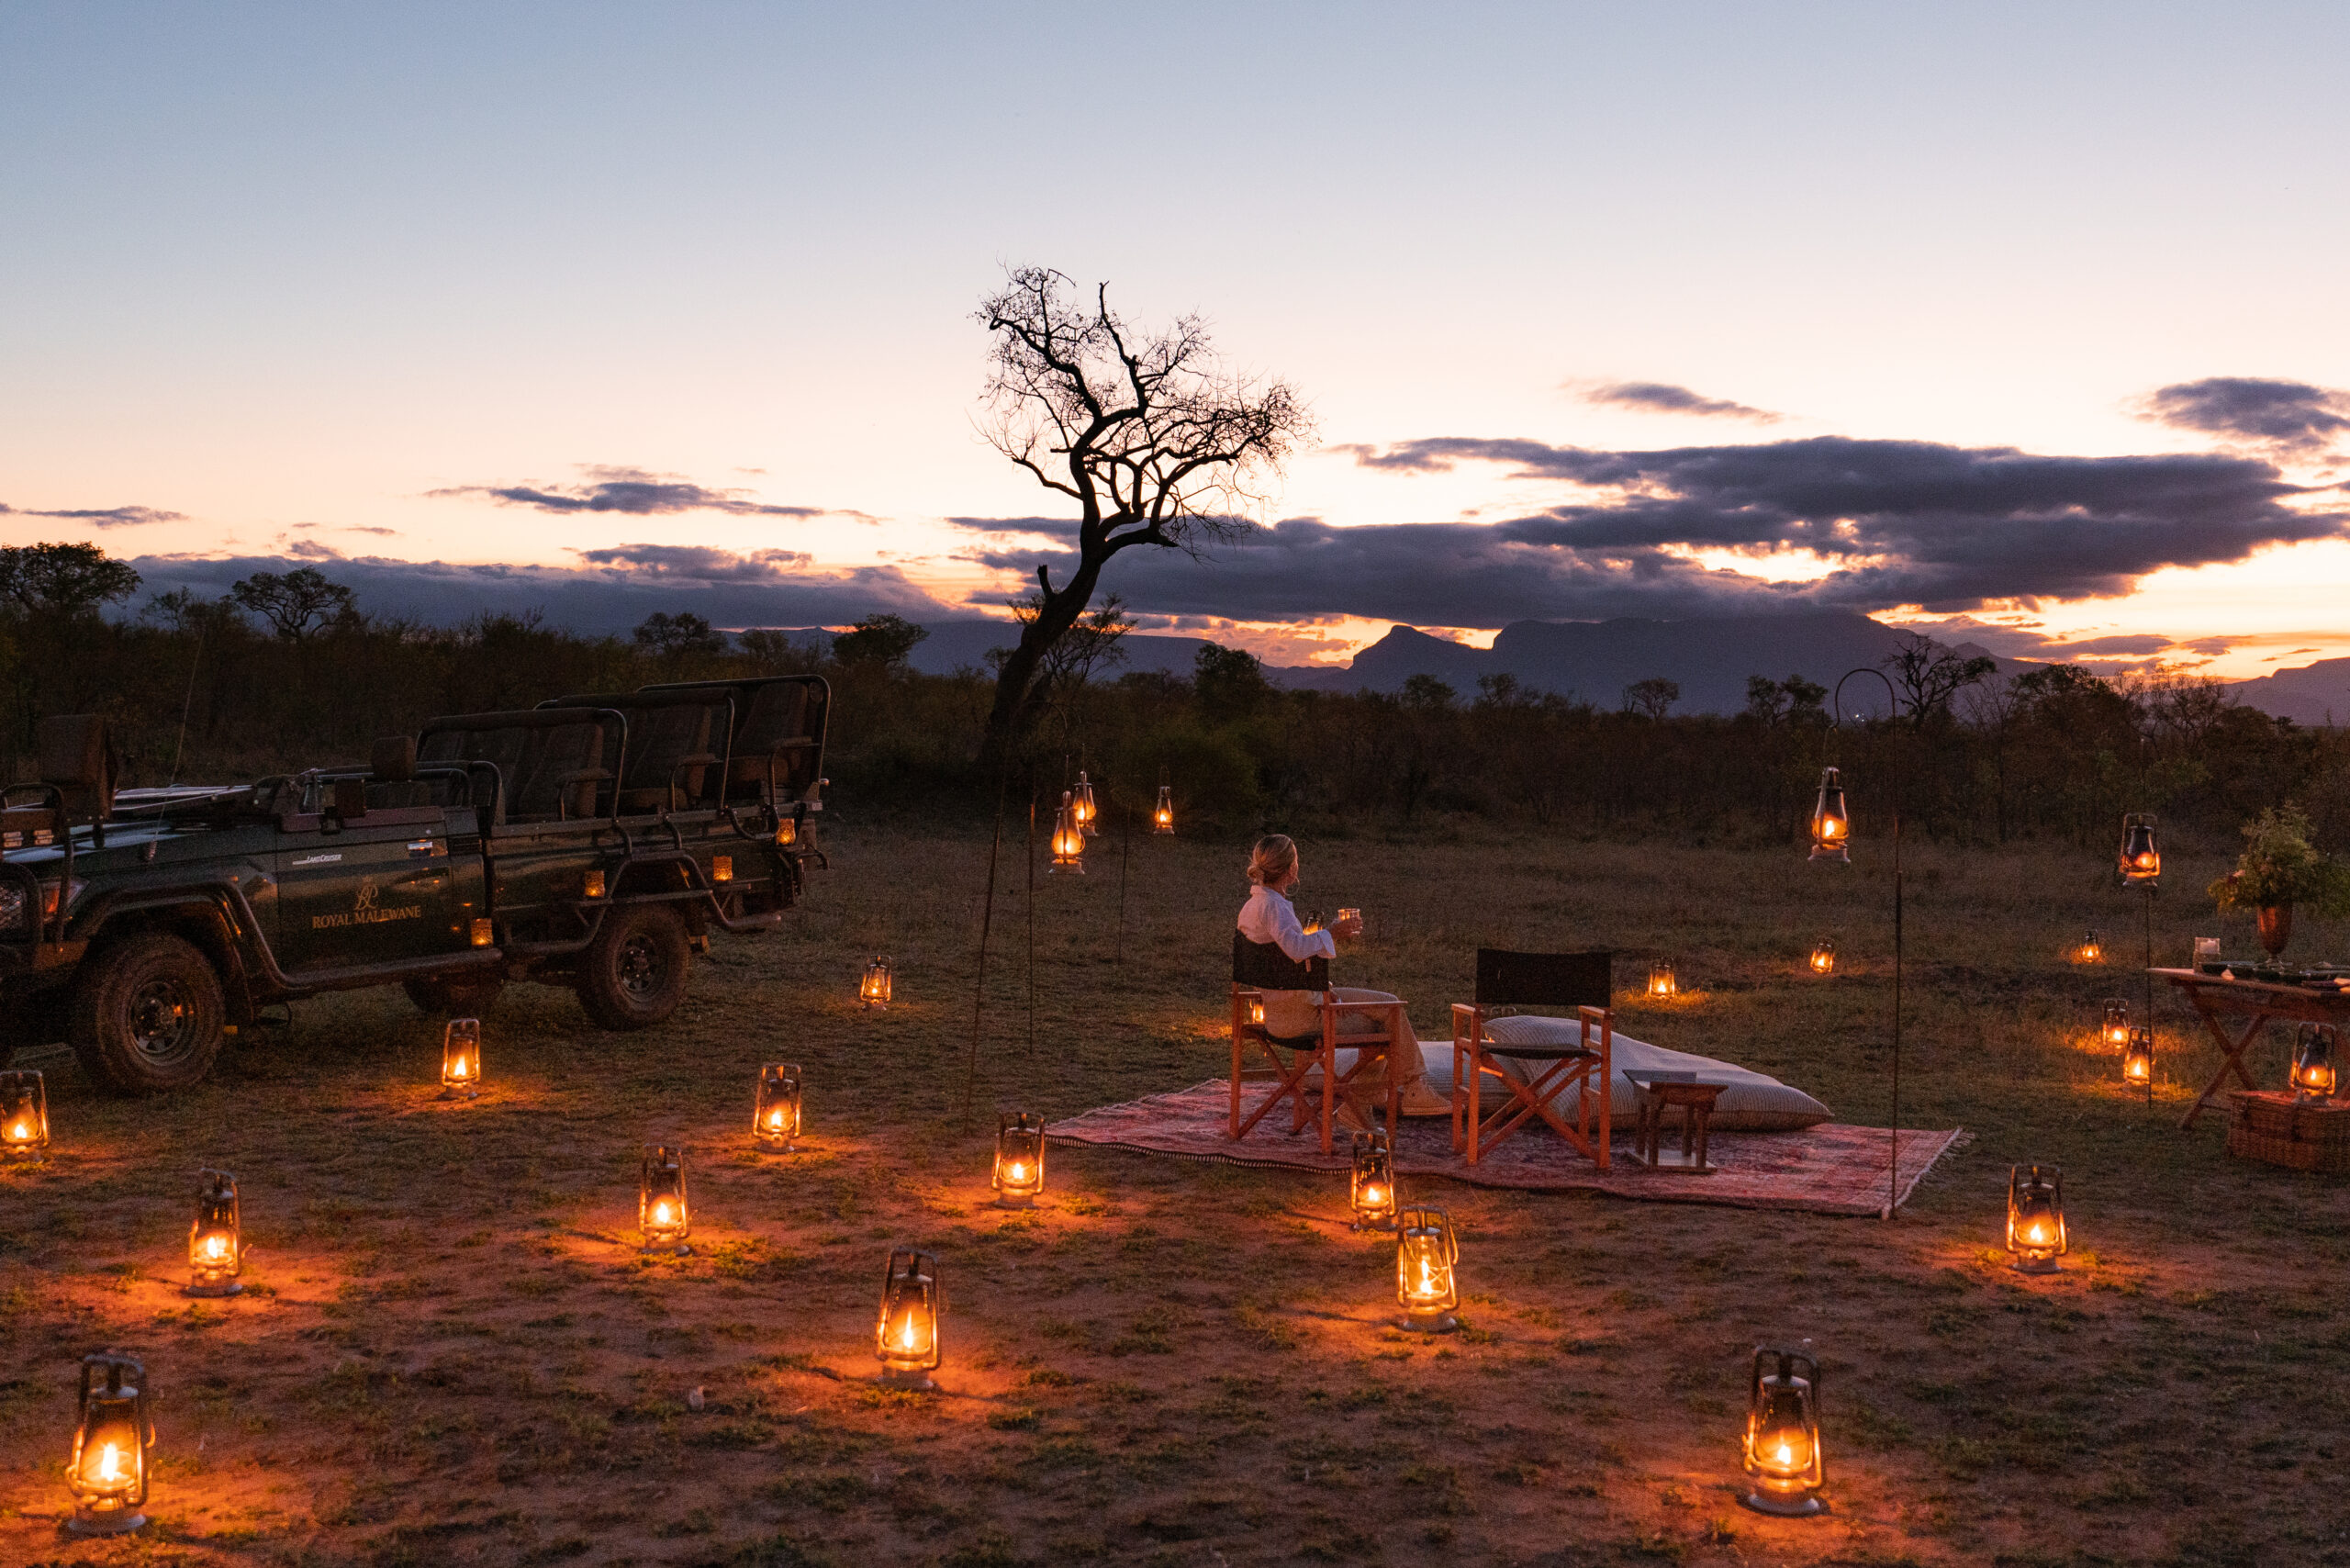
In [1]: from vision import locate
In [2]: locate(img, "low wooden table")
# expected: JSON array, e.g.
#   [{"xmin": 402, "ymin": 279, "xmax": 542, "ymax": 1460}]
[
  {"xmin": 1626, "ymin": 1070, "xmax": 1726, "ymax": 1173},
  {"xmin": 2154, "ymin": 969, "xmax": 2350, "ymax": 1130}
]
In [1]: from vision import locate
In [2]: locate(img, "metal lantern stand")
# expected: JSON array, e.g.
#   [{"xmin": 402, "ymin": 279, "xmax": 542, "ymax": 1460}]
[{"xmin": 1824, "ymin": 667, "xmax": 1904, "ymax": 1222}]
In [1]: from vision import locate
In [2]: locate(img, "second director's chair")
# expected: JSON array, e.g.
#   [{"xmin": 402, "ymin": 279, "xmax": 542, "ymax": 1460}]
[{"xmin": 1451, "ymin": 946, "xmax": 1614, "ymax": 1167}]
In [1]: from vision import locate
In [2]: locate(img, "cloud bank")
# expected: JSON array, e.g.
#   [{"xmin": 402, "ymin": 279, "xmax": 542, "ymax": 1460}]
[
  {"xmin": 1, "ymin": 502, "xmax": 185, "ymax": 527},
  {"xmin": 2140, "ymin": 377, "xmax": 2350, "ymax": 453},
  {"xmin": 428, "ymin": 465, "xmax": 828, "ymax": 518},
  {"xmin": 1577, "ymin": 381, "xmax": 1783, "ymax": 422}
]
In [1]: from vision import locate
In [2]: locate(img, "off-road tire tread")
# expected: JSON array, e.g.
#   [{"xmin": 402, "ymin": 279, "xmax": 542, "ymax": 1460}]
[
  {"xmin": 69, "ymin": 931, "xmax": 227, "ymax": 1096},
  {"xmin": 576, "ymin": 903, "xmax": 691, "ymax": 1031}
]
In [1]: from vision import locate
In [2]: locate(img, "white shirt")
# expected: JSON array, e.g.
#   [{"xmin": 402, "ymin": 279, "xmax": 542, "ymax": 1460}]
[{"xmin": 1237, "ymin": 884, "xmax": 1335, "ymax": 965}]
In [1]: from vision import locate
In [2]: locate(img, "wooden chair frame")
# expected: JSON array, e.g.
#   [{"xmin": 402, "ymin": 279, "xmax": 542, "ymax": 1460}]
[
  {"xmin": 1451, "ymin": 1003, "xmax": 1612, "ymax": 1167},
  {"xmin": 1229, "ymin": 965, "xmax": 1404, "ymax": 1155}
]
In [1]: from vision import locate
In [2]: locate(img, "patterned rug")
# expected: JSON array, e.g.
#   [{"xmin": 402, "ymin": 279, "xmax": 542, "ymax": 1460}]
[{"xmin": 1046, "ymin": 1080, "xmax": 1968, "ymax": 1216}]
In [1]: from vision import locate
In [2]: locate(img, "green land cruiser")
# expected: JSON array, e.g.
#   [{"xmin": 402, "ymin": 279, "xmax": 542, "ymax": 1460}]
[{"xmin": 0, "ymin": 675, "xmax": 829, "ymax": 1095}]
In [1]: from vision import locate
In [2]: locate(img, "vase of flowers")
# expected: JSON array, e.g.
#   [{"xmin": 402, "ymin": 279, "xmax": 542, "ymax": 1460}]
[{"xmin": 2209, "ymin": 804, "xmax": 2350, "ymax": 958}]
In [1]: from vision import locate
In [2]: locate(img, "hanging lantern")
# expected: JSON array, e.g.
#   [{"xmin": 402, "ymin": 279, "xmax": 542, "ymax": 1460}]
[
  {"xmin": 755, "ymin": 1063, "xmax": 803, "ymax": 1149},
  {"xmin": 639, "ymin": 1144, "xmax": 690, "ymax": 1252},
  {"xmin": 2076, "ymin": 930, "xmax": 2102, "ymax": 965},
  {"xmin": 992, "ymin": 1112, "xmax": 1046, "ymax": 1207},
  {"xmin": 440, "ymin": 1017, "xmax": 481, "ymax": 1100},
  {"xmin": 1807, "ymin": 940, "xmax": 1835, "ymax": 976},
  {"xmin": 1048, "ymin": 791, "xmax": 1085, "ymax": 874},
  {"xmin": 2293, "ymin": 1025, "xmax": 2340, "ymax": 1101},
  {"xmin": 66, "ymin": 1351, "xmax": 153, "ymax": 1537},
  {"xmin": 1394, "ymin": 1204, "xmax": 1460, "ymax": 1332},
  {"xmin": 1646, "ymin": 960, "xmax": 1677, "ymax": 1001},
  {"xmin": 1, "ymin": 1069, "xmax": 50, "ymax": 1160},
  {"xmin": 186, "ymin": 1169, "xmax": 243, "ymax": 1298},
  {"xmin": 1740, "ymin": 1345, "xmax": 1826, "ymax": 1517},
  {"xmin": 1350, "ymin": 1128, "xmax": 1398, "ymax": 1232},
  {"xmin": 2100, "ymin": 1000, "xmax": 2132, "ymax": 1051},
  {"xmin": 1071, "ymin": 771, "xmax": 1099, "ymax": 837},
  {"xmin": 876, "ymin": 1247, "xmax": 943, "ymax": 1388},
  {"xmin": 2119, "ymin": 812, "xmax": 2160, "ymax": 884},
  {"xmin": 2006, "ymin": 1164, "xmax": 2067, "ymax": 1273},
  {"xmin": 859, "ymin": 956, "xmax": 892, "ymax": 1009},
  {"xmin": 1153, "ymin": 784, "xmax": 1175, "ymax": 834},
  {"xmin": 2122, "ymin": 1027, "xmax": 2154, "ymax": 1088},
  {"xmin": 1807, "ymin": 767, "xmax": 1850, "ymax": 863}
]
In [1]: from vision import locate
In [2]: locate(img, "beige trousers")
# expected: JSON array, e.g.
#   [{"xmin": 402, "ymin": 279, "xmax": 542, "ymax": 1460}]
[{"xmin": 1259, "ymin": 987, "xmax": 1429, "ymax": 1093}]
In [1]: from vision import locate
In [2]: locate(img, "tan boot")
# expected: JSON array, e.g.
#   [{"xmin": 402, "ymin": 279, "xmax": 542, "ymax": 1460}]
[{"xmin": 1395, "ymin": 1080, "xmax": 1453, "ymax": 1118}]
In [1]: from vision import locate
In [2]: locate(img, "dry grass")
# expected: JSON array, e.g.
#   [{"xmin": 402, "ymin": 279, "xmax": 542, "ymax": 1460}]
[{"xmin": 5, "ymin": 819, "xmax": 2350, "ymax": 1567}]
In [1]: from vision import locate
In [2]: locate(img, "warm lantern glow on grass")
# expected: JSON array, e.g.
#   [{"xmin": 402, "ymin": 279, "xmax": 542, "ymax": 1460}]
[
  {"xmin": 0, "ymin": 1069, "xmax": 49, "ymax": 1159},
  {"xmin": 877, "ymin": 1247, "xmax": 943, "ymax": 1389},
  {"xmin": 67, "ymin": 1351, "xmax": 153, "ymax": 1537},
  {"xmin": 1153, "ymin": 784, "xmax": 1174, "ymax": 834},
  {"xmin": 2101, "ymin": 1000, "xmax": 2131, "ymax": 1050},
  {"xmin": 1394, "ymin": 1205, "xmax": 1460, "ymax": 1332},
  {"xmin": 1048, "ymin": 791, "xmax": 1085, "ymax": 873},
  {"xmin": 755, "ymin": 1063, "xmax": 803, "ymax": 1150},
  {"xmin": 1740, "ymin": 1344, "xmax": 1826, "ymax": 1517},
  {"xmin": 440, "ymin": 1017, "xmax": 481, "ymax": 1100},
  {"xmin": 992, "ymin": 1112, "xmax": 1045, "ymax": 1207},
  {"xmin": 1646, "ymin": 960, "xmax": 1677, "ymax": 1001},
  {"xmin": 2006, "ymin": 1164, "xmax": 2067, "ymax": 1273},
  {"xmin": 860, "ymin": 956, "xmax": 892, "ymax": 1009},
  {"xmin": 1807, "ymin": 767, "xmax": 1850, "ymax": 863},
  {"xmin": 2075, "ymin": 930, "xmax": 2102, "ymax": 964},
  {"xmin": 2123, "ymin": 1027, "xmax": 2154, "ymax": 1088},
  {"xmin": 1350, "ymin": 1128, "xmax": 1397, "ymax": 1232},
  {"xmin": 186, "ymin": 1169, "xmax": 243, "ymax": 1298},
  {"xmin": 638, "ymin": 1144, "xmax": 690, "ymax": 1252},
  {"xmin": 2294, "ymin": 1025, "xmax": 2339, "ymax": 1101},
  {"xmin": 1808, "ymin": 940, "xmax": 1835, "ymax": 976},
  {"xmin": 2120, "ymin": 812, "xmax": 2161, "ymax": 884}
]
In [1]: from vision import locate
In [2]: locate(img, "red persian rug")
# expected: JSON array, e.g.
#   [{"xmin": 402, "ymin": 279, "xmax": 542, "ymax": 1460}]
[{"xmin": 1046, "ymin": 1080, "xmax": 1967, "ymax": 1216}]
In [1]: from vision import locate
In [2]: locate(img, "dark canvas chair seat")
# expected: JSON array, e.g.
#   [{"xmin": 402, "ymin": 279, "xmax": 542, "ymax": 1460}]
[
  {"xmin": 417, "ymin": 709, "xmax": 619, "ymax": 825},
  {"xmin": 1229, "ymin": 931, "xmax": 1403, "ymax": 1155},
  {"xmin": 1450, "ymin": 946, "xmax": 1614, "ymax": 1168},
  {"xmin": 543, "ymin": 691, "xmax": 732, "ymax": 814}
]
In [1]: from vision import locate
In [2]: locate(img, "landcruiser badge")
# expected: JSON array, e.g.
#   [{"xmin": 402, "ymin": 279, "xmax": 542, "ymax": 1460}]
[{"xmin": 291, "ymin": 852, "xmax": 342, "ymax": 867}]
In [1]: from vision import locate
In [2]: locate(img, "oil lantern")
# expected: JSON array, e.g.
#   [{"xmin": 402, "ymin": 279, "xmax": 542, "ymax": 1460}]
[
  {"xmin": 1048, "ymin": 791, "xmax": 1086, "ymax": 874},
  {"xmin": 755, "ymin": 1063, "xmax": 803, "ymax": 1149},
  {"xmin": 2006, "ymin": 1164, "xmax": 2067, "ymax": 1273},
  {"xmin": 2119, "ymin": 812, "xmax": 2160, "ymax": 884},
  {"xmin": 186, "ymin": 1169, "xmax": 243, "ymax": 1298},
  {"xmin": 992, "ymin": 1112, "xmax": 1046, "ymax": 1207},
  {"xmin": 1248, "ymin": 996, "xmax": 1266, "ymax": 1027},
  {"xmin": 584, "ymin": 868, "xmax": 607, "ymax": 899},
  {"xmin": 2122, "ymin": 1026, "xmax": 2154, "ymax": 1088},
  {"xmin": 440, "ymin": 1017, "xmax": 481, "ymax": 1100},
  {"xmin": 2100, "ymin": 1000, "xmax": 2131, "ymax": 1050},
  {"xmin": 1740, "ymin": 1344, "xmax": 1826, "ymax": 1516},
  {"xmin": 711, "ymin": 855, "xmax": 733, "ymax": 884},
  {"xmin": 1071, "ymin": 770, "xmax": 1099, "ymax": 837},
  {"xmin": 1808, "ymin": 941, "xmax": 1835, "ymax": 977},
  {"xmin": 1350, "ymin": 1128, "xmax": 1398, "ymax": 1232},
  {"xmin": 876, "ymin": 1247, "xmax": 943, "ymax": 1388},
  {"xmin": 2076, "ymin": 930, "xmax": 2102, "ymax": 965},
  {"xmin": 639, "ymin": 1144, "xmax": 690, "ymax": 1251},
  {"xmin": 775, "ymin": 812, "xmax": 799, "ymax": 846},
  {"xmin": 1154, "ymin": 784, "xmax": 1175, "ymax": 834},
  {"xmin": 2293, "ymin": 1025, "xmax": 2339, "ymax": 1101},
  {"xmin": 1646, "ymin": 960, "xmax": 1677, "ymax": 1001},
  {"xmin": 1, "ymin": 1069, "xmax": 49, "ymax": 1159},
  {"xmin": 1394, "ymin": 1205, "xmax": 1460, "ymax": 1332},
  {"xmin": 66, "ymin": 1351, "xmax": 154, "ymax": 1537},
  {"xmin": 860, "ymin": 956, "xmax": 892, "ymax": 1009},
  {"xmin": 1807, "ymin": 767, "xmax": 1850, "ymax": 863}
]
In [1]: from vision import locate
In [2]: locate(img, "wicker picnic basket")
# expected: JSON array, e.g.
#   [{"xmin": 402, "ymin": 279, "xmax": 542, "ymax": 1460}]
[{"xmin": 2227, "ymin": 1090, "xmax": 2350, "ymax": 1173}]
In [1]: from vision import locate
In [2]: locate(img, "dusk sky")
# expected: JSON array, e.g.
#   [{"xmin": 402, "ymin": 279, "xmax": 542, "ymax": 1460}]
[{"xmin": 6, "ymin": 4, "xmax": 2347, "ymax": 675}]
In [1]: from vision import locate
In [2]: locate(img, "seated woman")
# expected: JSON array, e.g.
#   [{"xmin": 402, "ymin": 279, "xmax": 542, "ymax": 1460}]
[{"xmin": 1237, "ymin": 834, "xmax": 1449, "ymax": 1128}]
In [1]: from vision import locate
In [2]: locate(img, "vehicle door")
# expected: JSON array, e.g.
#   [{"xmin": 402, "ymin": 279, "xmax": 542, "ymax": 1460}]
[{"xmin": 271, "ymin": 792, "xmax": 478, "ymax": 975}]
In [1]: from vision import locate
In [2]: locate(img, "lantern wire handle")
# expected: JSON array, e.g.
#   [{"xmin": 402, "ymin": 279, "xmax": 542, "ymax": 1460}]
[{"xmin": 1828, "ymin": 666, "xmax": 1904, "ymax": 1222}]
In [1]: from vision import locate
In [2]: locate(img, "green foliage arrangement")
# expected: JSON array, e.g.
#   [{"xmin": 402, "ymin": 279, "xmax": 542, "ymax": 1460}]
[{"xmin": 2209, "ymin": 803, "xmax": 2350, "ymax": 916}]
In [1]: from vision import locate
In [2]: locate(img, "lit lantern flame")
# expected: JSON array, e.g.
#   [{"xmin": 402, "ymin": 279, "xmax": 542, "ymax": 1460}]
[
  {"xmin": 755, "ymin": 1063, "xmax": 803, "ymax": 1150},
  {"xmin": 1070, "ymin": 771, "xmax": 1099, "ymax": 837},
  {"xmin": 2006, "ymin": 1163, "xmax": 2067, "ymax": 1273},
  {"xmin": 1350, "ymin": 1128, "xmax": 1398, "ymax": 1231},
  {"xmin": 859, "ymin": 957, "xmax": 892, "ymax": 1009},
  {"xmin": 1808, "ymin": 941, "xmax": 1835, "ymax": 976},
  {"xmin": 2119, "ymin": 812, "xmax": 2160, "ymax": 884},
  {"xmin": 1807, "ymin": 767, "xmax": 1850, "ymax": 863},
  {"xmin": 1248, "ymin": 998, "xmax": 1265, "ymax": 1027},
  {"xmin": 584, "ymin": 868, "xmax": 607, "ymax": 899},
  {"xmin": 876, "ymin": 1247, "xmax": 943, "ymax": 1386},
  {"xmin": 185, "ymin": 1169, "xmax": 244, "ymax": 1297},
  {"xmin": 2122, "ymin": 1027, "xmax": 2154, "ymax": 1087},
  {"xmin": 1740, "ymin": 1344, "xmax": 1825, "ymax": 1516},
  {"xmin": 1646, "ymin": 961, "xmax": 1677, "ymax": 1001},
  {"xmin": 775, "ymin": 815, "xmax": 798, "ymax": 846},
  {"xmin": 1154, "ymin": 784, "xmax": 1174, "ymax": 834},
  {"xmin": 67, "ymin": 1350, "xmax": 152, "ymax": 1537},
  {"xmin": 993, "ymin": 1112, "xmax": 1046, "ymax": 1207},
  {"xmin": 0, "ymin": 1070, "xmax": 49, "ymax": 1159},
  {"xmin": 440, "ymin": 1017, "xmax": 481, "ymax": 1099},
  {"xmin": 2076, "ymin": 930, "xmax": 2102, "ymax": 965},
  {"xmin": 711, "ymin": 855, "xmax": 733, "ymax": 883},
  {"xmin": 2295, "ymin": 1025, "xmax": 2339, "ymax": 1101},
  {"xmin": 1394, "ymin": 1205, "xmax": 1460, "ymax": 1331},
  {"xmin": 1048, "ymin": 792, "xmax": 1086, "ymax": 874},
  {"xmin": 638, "ymin": 1144, "xmax": 690, "ymax": 1251},
  {"xmin": 2101, "ymin": 1000, "xmax": 2131, "ymax": 1050}
]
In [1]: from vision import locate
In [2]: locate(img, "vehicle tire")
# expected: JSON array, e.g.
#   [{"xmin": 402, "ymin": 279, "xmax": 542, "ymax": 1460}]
[
  {"xmin": 403, "ymin": 974, "xmax": 507, "ymax": 1016},
  {"xmin": 576, "ymin": 903, "xmax": 691, "ymax": 1031},
  {"xmin": 69, "ymin": 932, "xmax": 227, "ymax": 1096}
]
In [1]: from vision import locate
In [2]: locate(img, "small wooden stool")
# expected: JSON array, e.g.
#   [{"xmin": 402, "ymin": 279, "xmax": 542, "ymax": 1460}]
[{"xmin": 1627, "ymin": 1070, "xmax": 1727, "ymax": 1174}]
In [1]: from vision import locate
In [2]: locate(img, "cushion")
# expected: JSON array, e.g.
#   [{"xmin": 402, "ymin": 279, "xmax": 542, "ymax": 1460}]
[{"xmin": 1424, "ymin": 1017, "xmax": 1833, "ymax": 1132}]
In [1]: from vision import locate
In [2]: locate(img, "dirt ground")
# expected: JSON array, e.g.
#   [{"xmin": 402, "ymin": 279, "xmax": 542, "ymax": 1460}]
[{"xmin": 5, "ymin": 819, "xmax": 2349, "ymax": 1567}]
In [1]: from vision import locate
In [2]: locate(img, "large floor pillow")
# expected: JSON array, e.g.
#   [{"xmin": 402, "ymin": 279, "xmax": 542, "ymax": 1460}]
[{"xmin": 1416, "ymin": 1019, "xmax": 1832, "ymax": 1132}]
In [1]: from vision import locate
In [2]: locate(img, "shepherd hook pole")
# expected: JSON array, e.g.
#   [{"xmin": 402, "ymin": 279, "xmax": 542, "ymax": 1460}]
[{"xmin": 1832, "ymin": 667, "xmax": 1904, "ymax": 1221}]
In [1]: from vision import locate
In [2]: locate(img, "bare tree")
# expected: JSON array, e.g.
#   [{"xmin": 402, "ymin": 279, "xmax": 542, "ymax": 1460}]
[
  {"xmin": 229, "ymin": 566, "xmax": 355, "ymax": 641},
  {"xmin": 1623, "ymin": 677, "xmax": 1680, "ymax": 720},
  {"xmin": 973, "ymin": 267, "xmax": 1314, "ymax": 766},
  {"xmin": 1880, "ymin": 632, "xmax": 1996, "ymax": 726}
]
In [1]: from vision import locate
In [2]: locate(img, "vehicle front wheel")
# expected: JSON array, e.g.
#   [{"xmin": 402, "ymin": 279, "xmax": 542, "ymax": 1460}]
[
  {"xmin": 70, "ymin": 932, "xmax": 227, "ymax": 1095},
  {"xmin": 576, "ymin": 904, "xmax": 691, "ymax": 1031},
  {"xmin": 403, "ymin": 973, "xmax": 507, "ymax": 1016}
]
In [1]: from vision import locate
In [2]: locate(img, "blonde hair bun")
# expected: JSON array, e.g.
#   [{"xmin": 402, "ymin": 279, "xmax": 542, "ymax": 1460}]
[{"xmin": 1248, "ymin": 834, "xmax": 1298, "ymax": 886}]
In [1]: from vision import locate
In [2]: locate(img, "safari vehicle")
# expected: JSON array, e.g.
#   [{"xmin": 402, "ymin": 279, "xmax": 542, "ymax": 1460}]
[{"xmin": 0, "ymin": 675, "xmax": 829, "ymax": 1096}]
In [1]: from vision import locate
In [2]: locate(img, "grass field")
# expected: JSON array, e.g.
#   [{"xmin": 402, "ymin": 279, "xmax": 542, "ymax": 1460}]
[{"xmin": 5, "ymin": 819, "xmax": 2348, "ymax": 1567}]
